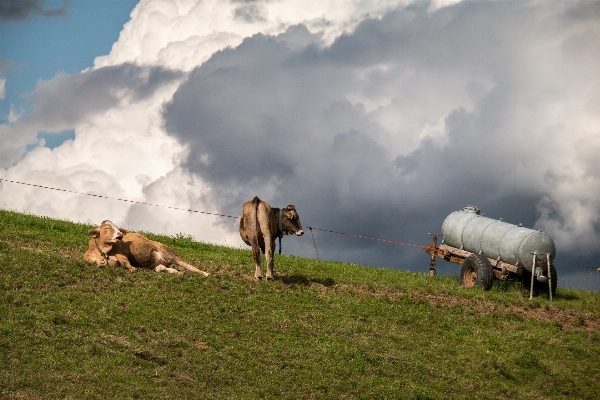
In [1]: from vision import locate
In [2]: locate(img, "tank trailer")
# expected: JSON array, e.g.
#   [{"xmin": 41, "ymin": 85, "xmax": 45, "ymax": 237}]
[{"xmin": 425, "ymin": 206, "xmax": 557, "ymax": 299}]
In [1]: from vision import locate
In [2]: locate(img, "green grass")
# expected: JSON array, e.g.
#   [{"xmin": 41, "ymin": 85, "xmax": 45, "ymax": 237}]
[{"xmin": 1, "ymin": 209, "xmax": 599, "ymax": 399}]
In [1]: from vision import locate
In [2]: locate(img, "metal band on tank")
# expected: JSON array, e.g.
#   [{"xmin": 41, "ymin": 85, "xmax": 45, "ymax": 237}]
[
  {"xmin": 459, "ymin": 214, "xmax": 477, "ymax": 250},
  {"xmin": 460, "ymin": 215, "xmax": 495, "ymax": 254},
  {"xmin": 499, "ymin": 225, "xmax": 533, "ymax": 269},
  {"xmin": 498, "ymin": 226, "xmax": 514, "ymax": 264},
  {"xmin": 480, "ymin": 220, "xmax": 499, "ymax": 255},
  {"xmin": 442, "ymin": 210, "xmax": 477, "ymax": 250},
  {"xmin": 517, "ymin": 231, "xmax": 538, "ymax": 270}
]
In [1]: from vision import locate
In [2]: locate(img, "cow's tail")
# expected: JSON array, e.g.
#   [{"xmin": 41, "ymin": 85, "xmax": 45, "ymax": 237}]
[{"xmin": 250, "ymin": 196, "xmax": 261, "ymax": 260}]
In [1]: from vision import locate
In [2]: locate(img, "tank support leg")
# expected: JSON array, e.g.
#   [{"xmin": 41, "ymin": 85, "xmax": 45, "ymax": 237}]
[
  {"xmin": 529, "ymin": 253, "xmax": 537, "ymax": 300},
  {"xmin": 428, "ymin": 234, "xmax": 437, "ymax": 277},
  {"xmin": 547, "ymin": 254, "xmax": 552, "ymax": 301}
]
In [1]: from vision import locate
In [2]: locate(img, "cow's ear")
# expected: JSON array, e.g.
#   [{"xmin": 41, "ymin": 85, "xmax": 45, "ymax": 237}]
[
  {"xmin": 88, "ymin": 228, "xmax": 101, "ymax": 238},
  {"xmin": 119, "ymin": 228, "xmax": 127, "ymax": 234}
]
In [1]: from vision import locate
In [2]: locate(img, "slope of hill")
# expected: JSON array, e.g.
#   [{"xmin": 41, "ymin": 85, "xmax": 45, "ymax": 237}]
[{"xmin": 1, "ymin": 210, "xmax": 599, "ymax": 399}]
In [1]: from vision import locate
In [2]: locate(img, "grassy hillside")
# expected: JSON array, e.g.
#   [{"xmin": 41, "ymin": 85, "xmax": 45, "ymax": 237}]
[{"xmin": 1, "ymin": 209, "xmax": 599, "ymax": 399}]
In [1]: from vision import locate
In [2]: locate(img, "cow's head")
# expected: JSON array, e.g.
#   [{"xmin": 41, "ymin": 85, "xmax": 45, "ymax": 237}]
[
  {"xmin": 281, "ymin": 205, "xmax": 304, "ymax": 236},
  {"xmin": 88, "ymin": 220, "xmax": 126, "ymax": 244}
]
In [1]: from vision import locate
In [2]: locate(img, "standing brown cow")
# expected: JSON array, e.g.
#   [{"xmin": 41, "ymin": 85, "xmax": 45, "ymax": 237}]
[{"xmin": 239, "ymin": 196, "xmax": 304, "ymax": 280}]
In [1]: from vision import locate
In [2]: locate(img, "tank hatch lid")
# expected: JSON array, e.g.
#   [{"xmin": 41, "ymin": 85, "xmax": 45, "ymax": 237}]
[{"xmin": 463, "ymin": 205, "xmax": 481, "ymax": 215}]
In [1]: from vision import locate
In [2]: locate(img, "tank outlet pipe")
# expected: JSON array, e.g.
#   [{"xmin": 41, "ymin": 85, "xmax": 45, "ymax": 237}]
[
  {"xmin": 529, "ymin": 253, "xmax": 537, "ymax": 300},
  {"xmin": 547, "ymin": 254, "xmax": 553, "ymax": 301},
  {"xmin": 535, "ymin": 269, "xmax": 549, "ymax": 284}
]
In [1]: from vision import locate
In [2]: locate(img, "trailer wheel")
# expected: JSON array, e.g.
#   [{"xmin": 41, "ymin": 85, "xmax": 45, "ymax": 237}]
[
  {"xmin": 459, "ymin": 255, "xmax": 494, "ymax": 291},
  {"xmin": 522, "ymin": 263, "xmax": 557, "ymax": 296}
]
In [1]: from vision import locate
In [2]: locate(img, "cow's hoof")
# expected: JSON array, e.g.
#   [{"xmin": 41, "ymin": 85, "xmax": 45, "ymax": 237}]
[{"xmin": 128, "ymin": 267, "xmax": 138, "ymax": 272}]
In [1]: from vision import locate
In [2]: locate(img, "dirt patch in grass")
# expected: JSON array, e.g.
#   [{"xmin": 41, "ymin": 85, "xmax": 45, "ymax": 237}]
[
  {"xmin": 424, "ymin": 293, "xmax": 600, "ymax": 332},
  {"xmin": 307, "ymin": 280, "xmax": 600, "ymax": 333},
  {"xmin": 20, "ymin": 245, "xmax": 45, "ymax": 254},
  {"xmin": 196, "ymin": 266, "xmax": 600, "ymax": 334},
  {"xmin": 19, "ymin": 245, "xmax": 81, "ymax": 260}
]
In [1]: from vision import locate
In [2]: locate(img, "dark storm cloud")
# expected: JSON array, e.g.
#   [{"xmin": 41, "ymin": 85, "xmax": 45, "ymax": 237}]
[
  {"xmin": 163, "ymin": 1, "xmax": 600, "ymax": 279},
  {"xmin": 163, "ymin": 27, "xmax": 345, "ymax": 188},
  {"xmin": 24, "ymin": 63, "xmax": 183, "ymax": 133},
  {"xmin": 0, "ymin": 0, "xmax": 70, "ymax": 20}
]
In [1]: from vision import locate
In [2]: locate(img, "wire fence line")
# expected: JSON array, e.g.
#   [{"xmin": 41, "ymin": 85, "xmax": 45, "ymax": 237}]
[
  {"xmin": 0, "ymin": 178, "xmax": 241, "ymax": 219},
  {"xmin": 1, "ymin": 178, "xmax": 598, "ymax": 274}
]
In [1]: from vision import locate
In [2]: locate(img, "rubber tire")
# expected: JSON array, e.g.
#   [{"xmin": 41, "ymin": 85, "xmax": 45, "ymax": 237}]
[
  {"xmin": 459, "ymin": 255, "xmax": 494, "ymax": 291},
  {"xmin": 522, "ymin": 263, "xmax": 557, "ymax": 296}
]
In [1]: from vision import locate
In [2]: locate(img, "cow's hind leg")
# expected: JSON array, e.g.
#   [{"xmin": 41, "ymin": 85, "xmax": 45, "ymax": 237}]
[
  {"xmin": 176, "ymin": 258, "xmax": 210, "ymax": 276},
  {"xmin": 155, "ymin": 264, "xmax": 183, "ymax": 275},
  {"xmin": 154, "ymin": 247, "xmax": 210, "ymax": 276},
  {"xmin": 252, "ymin": 243, "xmax": 263, "ymax": 280},
  {"xmin": 265, "ymin": 239, "xmax": 275, "ymax": 280}
]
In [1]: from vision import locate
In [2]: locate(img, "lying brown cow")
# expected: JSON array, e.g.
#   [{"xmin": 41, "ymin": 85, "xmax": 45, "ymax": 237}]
[
  {"xmin": 239, "ymin": 196, "xmax": 304, "ymax": 280},
  {"xmin": 84, "ymin": 220, "xmax": 210, "ymax": 276}
]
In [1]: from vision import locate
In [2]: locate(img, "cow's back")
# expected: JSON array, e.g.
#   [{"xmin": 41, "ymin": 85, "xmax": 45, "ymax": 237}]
[{"xmin": 121, "ymin": 232, "xmax": 156, "ymax": 268}]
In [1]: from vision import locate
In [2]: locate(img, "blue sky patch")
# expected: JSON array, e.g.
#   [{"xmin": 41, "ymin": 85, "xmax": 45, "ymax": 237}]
[{"xmin": 38, "ymin": 128, "xmax": 75, "ymax": 149}]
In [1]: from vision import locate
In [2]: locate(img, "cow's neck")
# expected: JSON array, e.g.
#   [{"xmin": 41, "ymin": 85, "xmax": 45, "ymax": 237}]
[
  {"xmin": 275, "ymin": 208, "xmax": 283, "ymax": 255},
  {"xmin": 93, "ymin": 238, "xmax": 113, "ymax": 260},
  {"xmin": 275, "ymin": 208, "xmax": 284, "ymax": 237}
]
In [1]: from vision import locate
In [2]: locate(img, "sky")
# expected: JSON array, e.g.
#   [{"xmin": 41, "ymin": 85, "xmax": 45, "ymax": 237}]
[{"xmin": 1, "ymin": 0, "xmax": 600, "ymax": 292}]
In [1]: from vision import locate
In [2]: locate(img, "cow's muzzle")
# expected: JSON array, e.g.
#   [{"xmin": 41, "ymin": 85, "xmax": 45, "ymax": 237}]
[{"xmin": 296, "ymin": 230, "xmax": 304, "ymax": 236}]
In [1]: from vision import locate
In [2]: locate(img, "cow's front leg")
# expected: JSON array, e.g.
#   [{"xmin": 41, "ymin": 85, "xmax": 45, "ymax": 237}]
[
  {"xmin": 252, "ymin": 244, "xmax": 263, "ymax": 280},
  {"xmin": 115, "ymin": 254, "xmax": 137, "ymax": 272},
  {"xmin": 265, "ymin": 239, "xmax": 275, "ymax": 280}
]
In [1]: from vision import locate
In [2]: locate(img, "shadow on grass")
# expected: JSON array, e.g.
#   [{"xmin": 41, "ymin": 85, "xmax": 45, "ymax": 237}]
[
  {"xmin": 554, "ymin": 291, "xmax": 579, "ymax": 301},
  {"xmin": 281, "ymin": 274, "xmax": 335, "ymax": 287},
  {"xmin": 492, "ymin": 280, "xmax": 581, "ymax": 301}
]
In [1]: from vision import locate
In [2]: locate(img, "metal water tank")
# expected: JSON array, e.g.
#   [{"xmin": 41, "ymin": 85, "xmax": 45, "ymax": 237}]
[{"xmin": 441, "ymin": 206, "xmax": 556, "ymax": 272}]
